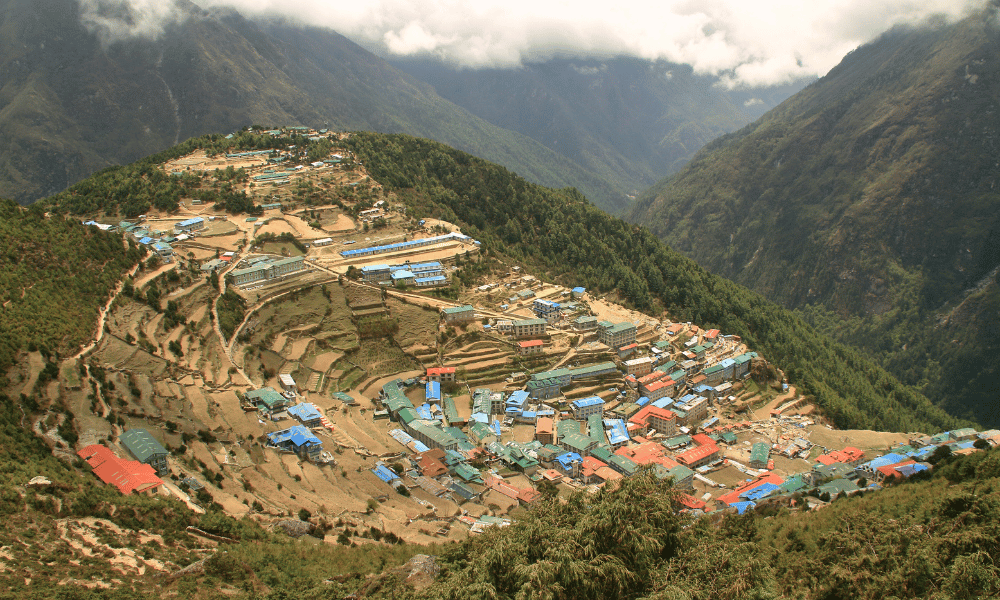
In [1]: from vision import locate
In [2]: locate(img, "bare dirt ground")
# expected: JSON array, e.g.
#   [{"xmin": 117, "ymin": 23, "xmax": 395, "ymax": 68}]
[
  {"xmin": 325, "ymin": 214, "xmax": 356, "ymax": 232},
  {"xmin": 589, "ymin": 299, "xmax": 660, "ymax": 329}
]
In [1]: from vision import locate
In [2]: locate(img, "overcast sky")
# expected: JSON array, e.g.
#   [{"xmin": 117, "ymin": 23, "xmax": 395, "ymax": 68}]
[{"xmin": 79, "ymin": 0, "xmax": 986, "ymax": 88}]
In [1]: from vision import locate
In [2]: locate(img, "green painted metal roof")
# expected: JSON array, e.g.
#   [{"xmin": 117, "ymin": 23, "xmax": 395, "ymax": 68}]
[{"xmin": 120, "ymin": 429, "xmax": 167, "ymax": 463}]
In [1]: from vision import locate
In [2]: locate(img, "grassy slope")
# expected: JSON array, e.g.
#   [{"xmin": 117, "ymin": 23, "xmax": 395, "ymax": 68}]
[{"xmin": 626, "ymin": 10, "xmax": 1000, "ymax": 427}]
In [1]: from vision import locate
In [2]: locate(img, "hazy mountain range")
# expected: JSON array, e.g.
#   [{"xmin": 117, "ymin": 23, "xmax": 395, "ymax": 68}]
[{"xmin": 0, "ymin": 0, "xmax": 796, "ymax": 211}]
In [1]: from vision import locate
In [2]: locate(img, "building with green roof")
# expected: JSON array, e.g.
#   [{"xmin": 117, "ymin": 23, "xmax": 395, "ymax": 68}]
[
  {"xmin": 513, "ymin": 318, "xmax": 547, "ymax": 338},
  {"xmin": 441, "ymin": 305, "xmax": 475, "ymax": 324},
  {"xmin": 750, "ymin": 443, "xmax": 771, "ymax": 469},
  {"xmin": 244, "ymin": 387, "xmax": 288, "ymax": 412},
  {"xmin": 407, "ymin": 420, "xmax": 459, "ymax": 451},
  {"xmin": 817, "ymin": 478, "xmax": 860, "ymax": 497},
  {"xmin": 443, "ymin": 396, "xmax": 461, "ymax": 425},
  {"xmin": 455, "ymin": 463, "xmax": 483, "ymax": 484},
  {"xmin": 607, "ymin": 455, "xmax": 639, "ymax": 476},
  {"xmin": 120, "ymin": 429, "xmax": 169, "ymax": 475},
  {"xmin": 599, "ymin": 322, "xmax": 637, "ymax": 348}
]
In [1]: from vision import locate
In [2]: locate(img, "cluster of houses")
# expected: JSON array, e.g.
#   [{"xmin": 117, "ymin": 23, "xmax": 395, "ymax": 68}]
[
  {"xmin": 360, "ymin": 261, "xmax": 449, "ymax": 288},
  {"xmin": 691, "ymin": 426, "xmax": 1000, "ymax": 514},
  {"xmin": 377, "ymin": 363, "xmax": 1000, "ymax": 517}
]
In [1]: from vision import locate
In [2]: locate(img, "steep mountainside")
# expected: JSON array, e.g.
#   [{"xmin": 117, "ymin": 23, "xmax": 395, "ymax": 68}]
[
  {"xmin": 0, "ymin": 0, "xmax": 623, "ymax": 210},
  {"xmin": 627, "ymin": 9, "xmax": 1000, "ymax": 426},
  {"xmin": 345, "ymin": 132, "xmax": 967, "ymax": 433},
  {"xmin": 393, "ymin": 57, "xmax": 805, "ymax": 203}
]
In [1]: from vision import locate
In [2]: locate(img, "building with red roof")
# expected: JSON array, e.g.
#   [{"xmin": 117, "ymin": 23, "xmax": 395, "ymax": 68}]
[
  {"xmin": 674, "ymin": 443, "xmax": 721, "ymax": 469},
  {"xmin": 484, "ymin": 474, "xmax": 541, "ymax": 504},
  {"xmin": 416, "ymin": 449, "xmax": 448, "ymax": 478},
  {"xmin": 815, "ymin": 446, "xmax": 866, "ymax": 467},
  {"xmin": 641, "ymin": 378, "xmax": 675, "ymax": 401},
  {"xmin": 535, "ymin": 417, "xmax": 554, "ymax": 445},
  {"xmin": 426, "ymin": 367, "xmax": 456, "ymax": 382},
  {"xmin": 678, "ymin": 493, "xmax": 707, "ymax": 511},
  {"xmin": 517, "ymin": 340, "xmax": 544, "ymax": 356},
  {"xmin": 581, "ymin": 456, "xmax": 609, "ymax": 483},
  {"xmin": 637, "ymin": 371, "xmax": 667, "ymax": 386},
  {"xmin": 617, "ymin": 343, "xmax": 639, "ymax": 359},
  {"xmin": 628, "ymin": 405, "xmax": 677, "ymax": 437},
  {"xmin": 875, "ymin": 459, "xmax": 918, "ymax": 482},
  {"xmin": 77, "ymin": 445, "xmax": 164, "ymax": 495},
  {"xmin": 692, "ymin": 433, "xmax": 715, "ymax": 447},
  {"xmin": 594, "ymin": 466, "xmax": 624, "ymax": 484}
]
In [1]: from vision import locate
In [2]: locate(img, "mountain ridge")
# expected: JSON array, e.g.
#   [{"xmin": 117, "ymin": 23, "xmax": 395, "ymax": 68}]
[
  {"xmin": 626, "ymin": 8, "xmax": 1000, "ymax": 427},
  {"xmin": 390, "ymin": 57, "xmax": 807, "ymax": 204},
  {"xmin": 0, "ymin": 0, "xmax": 626, "ymax": 210}
]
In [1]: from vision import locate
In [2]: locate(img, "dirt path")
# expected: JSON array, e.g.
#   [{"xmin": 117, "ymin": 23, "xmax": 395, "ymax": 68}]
[
  {"xmin": 73, "ymin": 264, "xmax": 141, "ymax": 360},
  {"xmin": 752, "ymin": 386, "xmax": 799, "ymax": 421}
]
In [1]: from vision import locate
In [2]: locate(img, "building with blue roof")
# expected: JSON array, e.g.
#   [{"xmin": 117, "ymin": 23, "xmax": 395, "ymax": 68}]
[
  {"xmin": 860, "ymin": 453, "xmax": 909, "ymax": 471},
  {"xmin": 651, "ymin": 398, "xmax": 675, "ymax": 410},
  {"xmin": 360, "ymin": 264, "xmax": 392, "ymax": 283},
  {"xmin": 174, "ymin": 217, "xmax": 205, "ymax": 232},
  {"xmin": 266, "ymin": 426, "xmax": 323, "ymax": 460},
  {"xmin": 606, "ymin": 420, "xmax": 630, "ymax": 448},
  {"xmin": 506, "ymin": 390, "xmax": 529, "ymax": 410},
  {"xmin": 555, "ymin": 452, "xmax": 583, "ymax": 477},
  {"xmin": 571, "ymin": 396, "xmax": 604, "ymax": 420},
  {"xmin": 340, "ymin": 231, "xmax": 474, "ymax": 258},
  {"xmin": 533, "ymin": 299, "xmax": 561, "ymax": 319},
  {"xmin": 391, "ymin": 270, "xmax": 415, "ymax": 285},
  {"xmin": 730, "ymin": 501, "xmax": 756, "ymax": 515},
  {"xmin": 425, "ymin": 381, "xmax": 441, "ymax": 401},
  {"xmin": 152, "ymin": 241, "xmax": 173, "ymax": 261},
  {"xmin": 287, "ymin": 403, "xmax": 323, "ymax": 427},
  {"xmin": 371, "ymin": 463, "xmax": 401, "ymax": 485},
  {"xmin": 415, "ymin": 275, "xmax": 447, "ymax": 287},
  {"xmin": 742, "ymin": 482, "xmax": 780, "ymax": 501}
]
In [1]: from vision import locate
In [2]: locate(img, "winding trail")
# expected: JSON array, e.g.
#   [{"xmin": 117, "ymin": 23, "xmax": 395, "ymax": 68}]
[{"xmin": 73, "ymin": 264, "xmax": 142, "ymax": 360}]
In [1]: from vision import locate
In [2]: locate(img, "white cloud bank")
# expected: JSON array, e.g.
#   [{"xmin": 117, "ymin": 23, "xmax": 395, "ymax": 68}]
[{"xmin": 78, "ymin": 0, "xmax": 988, "ymax": 87}]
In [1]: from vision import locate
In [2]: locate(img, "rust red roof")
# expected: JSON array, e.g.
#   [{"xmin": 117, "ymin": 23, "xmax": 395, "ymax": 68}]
[
  {"xmin": 692, "ymin": 433, "xmax": 715, "ymax": 447},
  {"xmin": 674, "ymin": 443, "xmax": 721, "ymax": 466},
  {"xmin": 77, "ymin": 444, "xmax": 163, "ymax": 495},
  {"xmin": 426, "ymin": 367, "xmax": 456, "ymax": 376}
]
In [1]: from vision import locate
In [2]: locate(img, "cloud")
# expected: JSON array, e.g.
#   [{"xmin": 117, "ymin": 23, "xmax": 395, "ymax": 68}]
[
  {"xmin": 77, "ymin": 0, "xmax": 187, "ymax": 45},
  {"xmin": 80, "ymin": 0, "xmax": 988, "ymax": 87}
]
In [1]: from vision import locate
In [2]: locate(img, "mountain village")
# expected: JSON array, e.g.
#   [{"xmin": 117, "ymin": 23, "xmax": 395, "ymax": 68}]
[{"xmin": 64, "ymin": 128, "xmax": 1000, "ymax": 544}]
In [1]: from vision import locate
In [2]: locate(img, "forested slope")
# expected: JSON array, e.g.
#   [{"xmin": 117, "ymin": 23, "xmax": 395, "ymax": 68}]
[
  {"xmin": 0, "ymin": 199, "xmax": 143, "ymax": 379},
  {"xmin": 626, "ymin": 8, "xmax": 1000, "ymax": 427}
]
